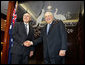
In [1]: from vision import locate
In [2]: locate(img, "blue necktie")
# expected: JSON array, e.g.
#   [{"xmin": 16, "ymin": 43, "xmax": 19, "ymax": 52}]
[{"xmin": 47, "ymin": 24, "xmax": 51, "ymax": 34}]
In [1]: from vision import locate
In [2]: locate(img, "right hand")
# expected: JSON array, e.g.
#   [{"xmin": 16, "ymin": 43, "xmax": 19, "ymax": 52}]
[
  {"xmin": 23, "ymin": 41, "xmax": 33, "ymax": 47},
  {"xmin": 59, "ymin": 50, "xmax": 66, "ymax": 56}
]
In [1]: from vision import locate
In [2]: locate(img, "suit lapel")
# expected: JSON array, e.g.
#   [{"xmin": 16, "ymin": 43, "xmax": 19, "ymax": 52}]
[
  {"xmin": 22, "ymin": 22, "xmax": 27, "ymax": 36},
  {"xmin": 48, "ymin": 20, "xmax": 58, "ymax": 34},
  {"xmin": 28, "ymin": 24, "xmax": 31, "ymax": 36},
  {"xmin": 45, "ymin": 24, "xmax": 47, "ymax": 35}
]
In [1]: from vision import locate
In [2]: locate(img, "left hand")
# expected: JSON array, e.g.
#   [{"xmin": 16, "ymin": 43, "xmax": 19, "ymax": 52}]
[
  {"xmin": 29, "ymin": 51, "xmax": 34, "ymax": 57},
  {"xmin": 59, "ymin": 50, "xmax": 66, "ymax": 56}
]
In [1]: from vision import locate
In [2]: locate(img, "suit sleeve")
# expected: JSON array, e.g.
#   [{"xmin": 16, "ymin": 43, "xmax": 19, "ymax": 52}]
[
  {"xmin": 30, "ymin": 28, "xmax": 35, "ymax": 51},
  {"xmin": 59, "ymin": 20, "xmax": 68, "ymax": 50},
  {"xmin": 12, "ymin": 22, "xmax": 23, "ymax": 45},
  {"xmin": 32, "ymin": 28, "xmax": 43, "ymax": 46}
]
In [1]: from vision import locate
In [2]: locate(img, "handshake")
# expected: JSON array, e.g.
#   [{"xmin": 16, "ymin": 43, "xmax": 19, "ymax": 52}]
[{"xmin": 23, "ymin": 41, "xmax": 33, "ymax": 47}]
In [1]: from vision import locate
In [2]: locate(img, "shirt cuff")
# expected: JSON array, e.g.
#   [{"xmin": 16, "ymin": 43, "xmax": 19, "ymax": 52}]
[{"xmin": 30, "ymin": 41, "xmax": 33, "ymax": 45}]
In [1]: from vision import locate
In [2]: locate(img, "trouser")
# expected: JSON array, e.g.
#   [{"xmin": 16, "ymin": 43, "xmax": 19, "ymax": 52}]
[
  {"xmin": 11, "ymin": 54, "xmax": 29, "ymax": 64},
  {"xmin": 44, "ymin": 56, "xmax": 65, "ymax": 64},
  {"xmin": 44, "ymin": 50, "xmax": 65, "ymax": 64}
]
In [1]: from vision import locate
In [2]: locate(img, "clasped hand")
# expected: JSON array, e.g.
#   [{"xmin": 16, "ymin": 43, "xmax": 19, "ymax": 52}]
[{"xmin": 23, "ymin": 41, "xmax": 33, "ymax": 47}]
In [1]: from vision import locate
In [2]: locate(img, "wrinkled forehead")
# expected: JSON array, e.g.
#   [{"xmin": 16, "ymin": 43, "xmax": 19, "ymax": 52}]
[{"xmin": 45, "ymin": 12, "xmax": 53, "ymax": 16}]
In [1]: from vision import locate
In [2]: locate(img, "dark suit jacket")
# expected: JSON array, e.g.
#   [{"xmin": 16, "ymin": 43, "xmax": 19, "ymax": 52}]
[
  {"xmin": 11, "ymin": 22, "xmax": 34, "ymax": 55},
  {"xmin": 33, "ymin": 20, "xmax": 67, "ymax": 59}
]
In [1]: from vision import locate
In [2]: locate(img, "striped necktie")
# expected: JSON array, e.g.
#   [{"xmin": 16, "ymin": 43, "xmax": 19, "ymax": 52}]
[{"xmin": 25, "ymin": 24, "xmax": 28, "ymax": 35}]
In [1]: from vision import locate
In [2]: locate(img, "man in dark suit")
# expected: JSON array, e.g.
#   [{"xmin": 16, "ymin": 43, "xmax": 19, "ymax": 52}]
[
  {"xmin": 24, "ymin": 12, "xmax": 67, "ymax": 64},
  {"xmin": 11, "ymin": 13, "xmax": 34, "ymax": 64}
]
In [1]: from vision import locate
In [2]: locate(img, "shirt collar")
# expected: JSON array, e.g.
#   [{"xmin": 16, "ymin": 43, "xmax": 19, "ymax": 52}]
[
  {"xmin": 24, "ymin": 22, "xmax": 29, "ymax": 25},
  {"xmin": 47, "ymin": 21, "xmax": 52, "ymax": 25}
]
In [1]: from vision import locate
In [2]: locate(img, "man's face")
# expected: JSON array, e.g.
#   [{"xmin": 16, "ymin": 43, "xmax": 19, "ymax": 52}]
[
  {"xmin": 45, "ymin": 12, "xmax": 53, "ymax": 24},
  {"xmin": 23, "ymin": 13, "xmax": 31, "ymax": 23}
]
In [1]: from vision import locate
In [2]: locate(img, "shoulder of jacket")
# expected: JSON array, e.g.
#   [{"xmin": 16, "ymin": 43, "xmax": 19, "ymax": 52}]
[
  {"xmin": 15, "ymin": 21, "xmax": 20, "ymax": 24},
  {"xmin": 53, "ymin": 19, "xmax": 59, "ymax": 24},
  {"xmin": 54, "ymin": 19, "xmax": 63, "ymax": 24}
]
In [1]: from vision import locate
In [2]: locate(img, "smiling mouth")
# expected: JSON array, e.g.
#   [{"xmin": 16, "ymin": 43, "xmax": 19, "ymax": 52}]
[{"xmin": 48, "ymin": 18, "xmax": 50, "ymax": 20}]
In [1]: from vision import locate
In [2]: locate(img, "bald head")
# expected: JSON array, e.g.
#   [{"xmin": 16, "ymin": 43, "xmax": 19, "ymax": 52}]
[
  {"xmin": 45, "ymin": 12, "xmax": 53, "ymax": 17},
  {"xmin": 44, "ymin": 12, "xmax": 54, "ymax": 24}
]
